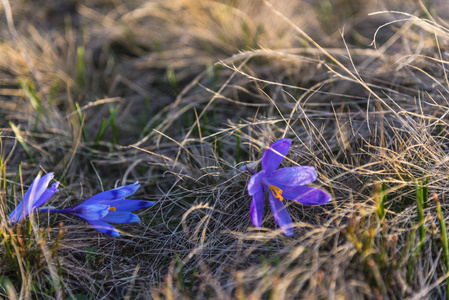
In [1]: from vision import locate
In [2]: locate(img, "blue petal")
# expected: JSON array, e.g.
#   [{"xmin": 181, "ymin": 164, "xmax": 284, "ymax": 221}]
[
  {"xmin": 8, "ymin": 173, "xmax": 42, "ymax": 223},
  {"xmin": 268, "ymin": 192, "xmax": 293, "ymax": 236},
  {"xmin": 247, "ymin": 170, "xmax": 265, "ymax": 196},
  {"xmin": 108, "ymin": 200, "xmax": 154, "ymax": 212},
  {"xmin": 81, "ymin": 182, "xmax": 140, "ymax": 205},
  {"xmin": 30, "ymin": 173, "xmax": 54, "ymax": 206},
  {"xmin": 261, "ymin": 139, "xmax": 291, "ymax": 173},
  {"xmin": 33, "ymin": 182, "xmax": 60, "ymax": 209},
  {"xmin": 74, "ymin": 204, "xmax": 110, "ymax": 220},
  {"xmin": 8, "ymin": 200, "xmax": 26, "ymax": 224},
  {"xmin": 250, "ymin": 191, "xmax": 265, "ymax": 228},
  {"xmin": 39, "ymin": 206, "xmax": 62, "ymax": 214},
  {"xmin": 8, "ymin": 173, "xmax": 54, "ymax": 224},
  {"xmin": 85, "ymin": 219, "xmax": 120, "ymax": 237},
  {"xmin": 283, "ymin": 186, "xmax": 331, "ymax": 205},
  {"xmin": 266, "ymin": 166, "xmax": 317, "ymax": 187},
  {"xmin": 101, "ymin": 212, "xmax": 140, "ymax": 223}
]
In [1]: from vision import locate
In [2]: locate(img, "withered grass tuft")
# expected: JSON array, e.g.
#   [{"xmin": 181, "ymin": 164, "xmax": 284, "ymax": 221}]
[{"xmin": 2, "ymin": 0, "xmax": 449, "ymax": 298}]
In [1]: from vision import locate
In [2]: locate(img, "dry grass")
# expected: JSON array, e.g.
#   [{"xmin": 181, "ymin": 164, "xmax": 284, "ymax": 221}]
[{"xmin": 2, "ymin": 0, "xmax": 449, "ymax": 298}]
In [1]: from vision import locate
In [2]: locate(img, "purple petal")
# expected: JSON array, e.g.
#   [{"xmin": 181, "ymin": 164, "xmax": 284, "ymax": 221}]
[
  {"xmin": 74, "ymin": 204, "xmax": 110, "ymax": 220},
  {"xmin": 268, "ymin": 192, "xmax": 293, "ymax": 236},
  {"xmin": 261, "ymin": 139, "xmax": 291, "ymax": 173},
  {"xmin": 30, "ymin": 173, "xmax": 54, "ymax": 206},
  {"xmin": 102, "ymin": 212, "xmax": 140, "ymax": 223},
  {"xmin": 8, "ymin": 200, "xmax": 26, "ymax": 224},
  {"xmin": 283, "ymin": 186, "xmax": 331, "ymax": 205},
  {"xmin": 8, "ymin": 173, "xmax": 41, "ymax": 223},
  {"xmin": 81, "ymin": 182, "xmax": 140, "ymax": 206},
  {"xmin": 108, "ymin": 200, "xmax": 154, "ymax": 212},
  {"xmin": 33, "ymin": 182, "xmax": 60, "ymax": 209},
  {"xmin": 8, "ymin": 173, "xmax": 55, "ymax": 224},
  {"xmin": 247, "ymin": 170, "xmax": 265, "ymax": 196},
  {"xmin": 266, "ymin": 166, "xmax": 317, "ymax": 187},
  {"xmin": 85, "ymin": 219, "xmax": 120, "ymax": 237},
  {"xmin": 39, "ymin": 207, "xmax": 63, "ymax": 214},
  {"xmin": 250, "ymin": 191, "xmax": 265, "ymax": 228}
]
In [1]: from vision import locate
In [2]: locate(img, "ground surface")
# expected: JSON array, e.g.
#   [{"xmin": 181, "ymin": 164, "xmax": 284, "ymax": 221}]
[{"xmin": 1, "ymin": 0, "xmax": 449, "ymax": 299}]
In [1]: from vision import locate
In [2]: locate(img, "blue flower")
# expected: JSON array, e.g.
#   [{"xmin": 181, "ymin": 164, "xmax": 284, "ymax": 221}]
[
  {"xmin": 8, "ymin": 172, "xmax": 59, "ymax": 225},
  {"xmin": 40, "ymin": 182, "xmax": 154, "ymax": 237},
  {"xmin": 247, "ymin": 138, "xmax": 331, "ymax": 236}
]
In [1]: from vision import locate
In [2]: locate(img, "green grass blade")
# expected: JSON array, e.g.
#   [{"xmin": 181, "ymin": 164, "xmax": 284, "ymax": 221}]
[
  {"xmin": 94, "ymin": 118, "xmax": 106, "ymax": 146},
  {"xmin": 423, "ymin": 173, "xmax": 429, "ymax": 209},
  {"xmin": 407, "ymin": 222, "xmax": 416, "ymax": 283},
  {"xmin": 434, "ymin": 193, "xmax": 449, "ymax": 300},
  {"xmin": 75, "ymin": 102, "xmax": 89, "ymax": 143},
  {"xmin": 94, "ymin": 105, "xmax": 120, "ymax": 145},
  {"xmin": 77, "ymin": 45, "xmax": 86, "ymax": 87},
  {"xmin": 0, "ymin": 156, "xmax": 6, "ymax": 197},
  {"xmin": 175, "ymin": 253, "xmax": 185, "ymax": 293},
  {"xmin": 407, "ymin": 179, "xmax": 428, "ymax": 284},
  {"xmin": 109, "ymin": 105, "xmax": 119, "ymax": 144},
  {"xmin": 415, "ymin": 179, "xmax": 425, "ymax": 255},
  {"xmin": 377, "ymin": 182, "xmax": 387, "ymax": 220},
  {"xmin": 19, "ymin": 79, "xmax": 42, "ymax": 130},
  {"xmin": 213, "ymin": 111, "xmax": 222, "ymax": 158},
  {"xmin": 144, "ymin": 95, "xmax": 151, "ymax": 109},
  {"xmin": 9, "ymin": 122, "xmax": 34, "ymax": 163},
  {"xmin": 167, "ymin": 67, "xmax": 178, "ymax": 93}
]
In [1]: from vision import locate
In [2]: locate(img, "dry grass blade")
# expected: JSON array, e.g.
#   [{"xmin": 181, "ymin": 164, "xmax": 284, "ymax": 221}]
[{"xmin": 2, "ymin": 0, "xmax": 449, "ymax": 299}]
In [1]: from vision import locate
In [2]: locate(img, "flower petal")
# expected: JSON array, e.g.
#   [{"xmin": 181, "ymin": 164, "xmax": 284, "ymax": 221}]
[
  {"xmin": 261, "ymin": 139, "xmax": 291, "ymax": 173},
  {"xmin": 102, "ymin": 212, "xmax": 140, "ymax": 223},
  {"xmin": 283, "ymin": 186, "xmax": 331, "ymax": 205},
  {"xmin": 33, "ymin": 182, "xmax": 60, "ymax": 209},
  {"xmin": 8, "ymin": 200, "xmax": 26, "ymax": 224},
  {"xmin": 8, "ymin": 173, "xmax": 55, "ymax": 224},
  {"xmin": 81, "ymin": 182, "xmax": 140, "ymax": 205},
  {"xmin": 74, "ymin": 204, "xmax": 110, "ymax": 220},
  {"xmin": 108, "ymin": 200, "xmax": 154, "ymax": 212},
  {"xmin": 8, "ymin": 173, "xmax": 41, "ymax": 223},
  {"xmin": 39, "ymin": 206, "xmax": 61, "ymax": 214},
  {"xmin": 268, "ymin": 192, "xmax": 293, "ymax": 236},
  {"xmin": 250, "ymin": 191, "xmax": 265, "ymax": 228},
  {"xmin": 30, "ymin": 173, "xmax": 54, "ymax": 207},
  {"xmin": 247, "ymin": 170, "xmax": 265, "ymax": 196},
  {"xmin": 85, "ymin": 219, "xmax": 120, "ymax": 237},
  {"xmin": 266, "ymin": 166, "xmax": 317, "ymax": 187}
]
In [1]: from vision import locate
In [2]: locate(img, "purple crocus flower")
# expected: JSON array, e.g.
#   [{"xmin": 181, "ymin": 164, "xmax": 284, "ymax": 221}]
[
  {"xmin": 247, "ymin": 138, "xmax": 331, "ymax": 236},
  {"xmin": 40, "ymin": 182, "xmax": 154, "ymax": 237},
  {"xmin": 8, "ymin": 172, "xmax": 60, "ymax": 225}
]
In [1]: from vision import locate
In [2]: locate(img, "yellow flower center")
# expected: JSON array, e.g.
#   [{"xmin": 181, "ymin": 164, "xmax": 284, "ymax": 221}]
[
  {"xmin": 109, "ymin": 207, "xmax": 117, "ymax": 212},
  {"xmin": 269, "ymin": 185, "xmax": 284, "ymax": 201}
]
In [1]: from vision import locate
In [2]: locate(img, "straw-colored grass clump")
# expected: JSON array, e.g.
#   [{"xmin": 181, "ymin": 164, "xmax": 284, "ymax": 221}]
[{"xmin": 2, "ymin": 0, "xmax": 449, "ymax": 298}]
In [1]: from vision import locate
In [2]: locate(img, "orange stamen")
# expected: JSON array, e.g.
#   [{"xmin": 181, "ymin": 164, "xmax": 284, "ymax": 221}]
[
  {"xmin": 269, "ymin": 185, "xmax": 284, "ymax": 201},
  {"xmin": 109, "ymin": 207, "xmax": 117, "ymax": 212}
]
